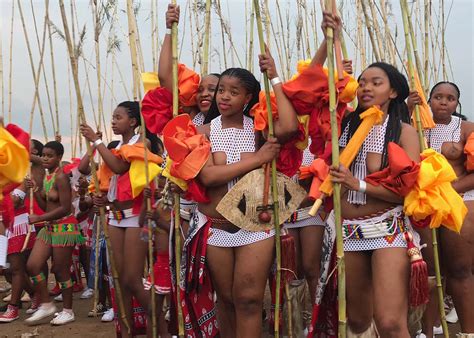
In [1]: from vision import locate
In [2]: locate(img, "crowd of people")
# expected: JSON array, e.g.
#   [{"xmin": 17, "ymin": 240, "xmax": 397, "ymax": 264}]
[{"xmin": 0, "ymin": 5, "xmax": 472, "ymax": 338}]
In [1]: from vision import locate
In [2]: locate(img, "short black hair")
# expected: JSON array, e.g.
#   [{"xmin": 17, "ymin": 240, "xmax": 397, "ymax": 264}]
[
  {"xmin": 43, "ymin": 141, "xmax": 64, "ymax": 157},
  {"xmin": 31, "ymin": 139, "xmax": 44, "ymax": 154}
]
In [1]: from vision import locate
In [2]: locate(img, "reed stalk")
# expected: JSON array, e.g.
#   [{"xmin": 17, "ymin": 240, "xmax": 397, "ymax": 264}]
[
  {"xmin": 125, "ymin": 0, "xmax": 157, "ymax": 336},
  {"xmin": 59, "ymin": 0, "xmax": 130, "ymax": 333},
  {"xmin": 248, "ymin": 0, "xmax": 255, "ymax": 73},
  {"xmin": 400, "ymin": 1, "xmax": 449, "ymax": 337},
  {"xmin": 367, "ymin": 0, "xmax": 385, "ymax": 61},
  {"xmin": 326, "ymin": 0, "xmax": 346, "ymax": 336},
  {"xmin": 7, "ymin": 1, "xmax": 14, "ymax": 123},
  {"xmin": 202, "ymin": 0, "xmax": 211, "ymax": 75},
  {"xmin": 170, "ymin": 0, "xmax": 184, "ymax": 335},
  {"xmin": 46, "ymin": 4, "xmax": 60, "ymax": 135},
  {"xmin": 17, "ymin": 0, "xmax": 48, "ymax": 141},
  {"xmin": 406, "ymin": 3, "xmax": 424, "ymax": 83},
  {"xmin": 360, "ymin": 0, "xmax": 380, "ymax": 62},
  {"xmin": 423, "ymin": 0, "xmax": 430, "ymax": 93},
  {"xmin": 440, "ymin": 0, "xmax": 446, "ymax": 79},
  {"xmin": 253, "ymin": 2, "xmax": 282, "ymax": 336},
  {"xmin": 92, "ymin": 0, "xmax": 104, "ymax": 132},
  {"xmin": 151, "ymin": 0, "xmax": 157, "ymax": 73},
  {"xmin": 30, "ymin": 0, "xmax": 55, "ymax": 136}
]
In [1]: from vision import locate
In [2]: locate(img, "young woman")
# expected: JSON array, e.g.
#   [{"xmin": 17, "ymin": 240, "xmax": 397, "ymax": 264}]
[
  {"xmin": 25, "ymin": 141, "xmax": 85, "ymax": 326},
  {"xmin": 192, "ymin": 52, "xmax": 298, "ymax": 336},
  {"xmin": 409, "ymin": 82, "xmax": 474, "ymax": 336},
  {"xmin": 159, "ymin": 3, "xmax": 220, "ymax": 127},
  {"xmin": 80, "ymin": 101, "xmax": 160, "ymax": 337},
  {"xmin": 330, "ymin": 63, "xmax": 420, "ymax": 337}
]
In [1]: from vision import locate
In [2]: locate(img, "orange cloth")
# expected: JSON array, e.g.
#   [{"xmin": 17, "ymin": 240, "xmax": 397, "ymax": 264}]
[
  {"xmin": 319, "ymin": 106, "xmax": 384, "ymax": 196},
  {"xmin": 404, "ymin": 148, "xmax": 467, "ymax": 232},
  {"xmin": 464, "ymin": 132, "xmax": 474, "ymax": 171},
  {"xmin": 282, "ymin": 64, "xmax": 356, "ymax": 162},
  {"xmin": 177, "ymin": 64, "xmax": 200, "ymax": 107},
  {"xmin": 411, "ymin": 70, "xmax": 435, "ymax": 129},
  {"xmin": 250, "ymin": 91, "xmax": 278, "ymax": 131},
  {"xmin": 299, "ymin": 158, "xmax": 330, "ymax": 200},
  {"xmin": 162, "ymin": 114, "xmax": 211, "ymax": 181}
]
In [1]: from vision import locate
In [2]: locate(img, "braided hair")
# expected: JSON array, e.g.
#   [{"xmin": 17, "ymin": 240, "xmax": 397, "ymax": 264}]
[
  {"xmin": 117, "ymin": 101, "xmax": 160, "ymax": 155},
  {"xmin": 341, "ymin": 62, "xmax": 410, "ymax": 170},
  {"xmin": 204, "ymin": 68, "xmax": 261, "ymax": 124}
]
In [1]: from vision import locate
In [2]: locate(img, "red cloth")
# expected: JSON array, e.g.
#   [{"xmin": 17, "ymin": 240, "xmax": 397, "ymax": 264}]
[
  {"xmin": 174, "ymin": 220, "xmax": 218, "ymax": 337},
  {"xmin": 63, "ymin": 158, "xmax": 81, "ymax": 174},
  {"xmin": 153, "ymin": 251, "xmax": 171, "ymax": 294},
  {"xmin": 8, "ymin": 233, "xmax": 35, "ymax": 254},
  {"xmin": 276, "ymin": 123, "xmax": 306, "ymax": 177},
  {"xmin": 365, "ymin": 142, "xmax": 420, "ymax": 197},
  {"xmin": 1, "ymin": 194, "xmax": 15, "ymax": 229},
  {"xmin": 184, "ymin": 180, "xmax": 210, "ymax": 203},
  {"xmin": 142, "ymin": 87, "xmax": 174, "ymax": 135},
  {"xmin": 307, "ymin": 247, "xmax": 338, "ymax": 338}
]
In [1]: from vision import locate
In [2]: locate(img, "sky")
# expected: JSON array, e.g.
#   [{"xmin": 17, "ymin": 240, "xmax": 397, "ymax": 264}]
[{"xmin": 0, "ymin": 0, "xmax": 473, "ymax": 159}]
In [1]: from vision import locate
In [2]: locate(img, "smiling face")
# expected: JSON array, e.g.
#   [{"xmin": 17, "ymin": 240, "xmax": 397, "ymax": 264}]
[
  {"xmin": 196, "ymin": 75, "xmax": 219, "ymax": 113},
  {"xmin": 42, "ymin": 147, "xmax": 61, "ymax": 171},
  {"xmin": 429, "ymin": 83, "xmax": 459, "ymax": 122},
  {"xmin": 111, "ymin": 106, "xmax": 137, "ymax": 135},
  {"xmin": 357, "ymin": 66, "xmax": 397, "ymax": 111},
  {"xmin": 215, "ymin": 75, "xmax": 252, "ymax": 117}
]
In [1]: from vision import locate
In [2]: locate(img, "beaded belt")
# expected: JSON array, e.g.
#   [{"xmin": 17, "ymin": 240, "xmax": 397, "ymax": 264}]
[
  {"xmin": 110, "ymin": 208, "xmax": 135, "ymax": 221},
  {"xmin": 343, "ymin": 207, "xmax": 408, "ymax": 240},
  {"xmin": 287, "ymin": 206, "xmax": 313, "ymax": 223}
]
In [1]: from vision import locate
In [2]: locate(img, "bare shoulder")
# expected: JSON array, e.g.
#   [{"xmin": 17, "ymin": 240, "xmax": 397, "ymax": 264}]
[
  {"xmin": 400, "ymin": 122, "xmax": 419, "ymax": 141},
  {"xmin": 400, "ymin": 122, "xmax": 421, "ymax": 161},
  {"xmin": 55, "ymin": 171, "xmax": 71, "ymax": 187},
  {"xmin": 196, "ymin": 123, "xmax": 211, "ymax": 138}
]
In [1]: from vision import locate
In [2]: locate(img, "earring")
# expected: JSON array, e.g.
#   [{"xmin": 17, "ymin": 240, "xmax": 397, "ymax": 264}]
[{"xmin": 243, "ymin": 103, "xmax": 248, "ymax": 112}]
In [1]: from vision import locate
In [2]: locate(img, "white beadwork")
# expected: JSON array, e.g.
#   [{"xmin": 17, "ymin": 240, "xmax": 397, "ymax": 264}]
[
  {"xmin": 210, "ymin": 115, "xmax": 255, "ymax": 190},
  {"xmin": 424, "ymin": 115, "xmax": 462, "ymax": 153},
  {"xmin": 339, "ymin": 116, "xmax": 389, "ymax": 204},
  {"xmin": 301, "ymin": 146, "xmax": 314, "ymax": 167},
  {"xmin": 192, "ymin": 112, "xmax": 205, "ymax": 126}
]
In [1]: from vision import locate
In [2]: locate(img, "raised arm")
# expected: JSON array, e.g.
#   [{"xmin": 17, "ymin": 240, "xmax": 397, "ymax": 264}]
[
  {"xmin": 158, "ymin": 4, "xmax": 180, "ymax": 92},
  {"xmin": 258, "ymin": 46, "xmax": 299, "ymax": 142},
  {"xmin": 310, "ymin": 11, "xmax": 342, "ymax": 67},
  {"xmin": 80, "ymin": 124, "xmax": 130, "ymax": 175}
]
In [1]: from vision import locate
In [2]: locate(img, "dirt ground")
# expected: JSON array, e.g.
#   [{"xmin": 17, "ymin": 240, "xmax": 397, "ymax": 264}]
[
  {"xmin": 0, "ymin": 278, "xmax": 114, "ymax": 338},
  {"xmin": 0, "ymin": 277, "xmax": 461, "ymax": 337}
]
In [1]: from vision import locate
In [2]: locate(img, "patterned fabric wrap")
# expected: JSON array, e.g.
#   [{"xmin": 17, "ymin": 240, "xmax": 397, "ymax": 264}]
[
  {"xmin": 30, "ymin": 272, "xmax": 46, "ymax": 285},
  {"xmin": 37, "ymin": 215, "xmax": 85, "ymax": 247},
  {"xmin": 170, "ymin": 212, "xmax": 219, "ymax": 337},
  {"xmin": 59, "ymin": 279, "xmax": 73, "ymax": 290}
]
